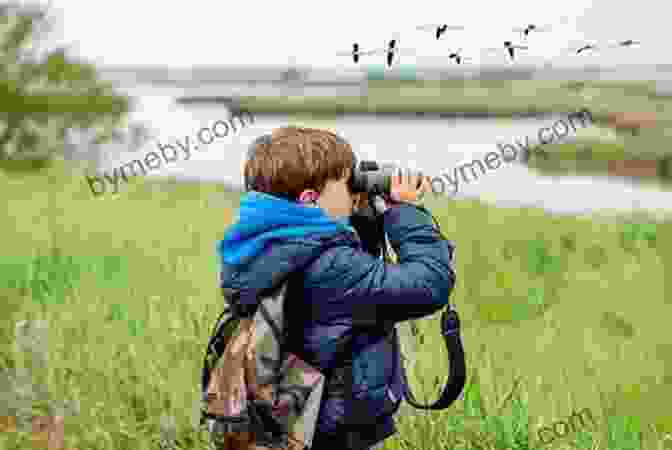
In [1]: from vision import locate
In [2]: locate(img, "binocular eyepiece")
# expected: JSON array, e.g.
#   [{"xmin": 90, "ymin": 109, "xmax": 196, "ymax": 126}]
[{"xmin": 349, "ymin": 160, "xmax": 423, "ymax": 195}]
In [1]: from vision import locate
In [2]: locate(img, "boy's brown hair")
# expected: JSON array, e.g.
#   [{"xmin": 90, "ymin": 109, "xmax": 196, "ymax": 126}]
[{"xmin": 244, "ymin": 127, "xmax": 356, "ymax": 201}]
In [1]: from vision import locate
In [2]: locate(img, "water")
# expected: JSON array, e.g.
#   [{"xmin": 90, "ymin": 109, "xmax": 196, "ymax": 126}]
[{"xmin": 92, "ymin": 81, "xmax": 672, "ymax": 219}]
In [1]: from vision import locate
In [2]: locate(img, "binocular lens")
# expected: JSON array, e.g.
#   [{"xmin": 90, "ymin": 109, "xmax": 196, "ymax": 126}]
[{"xmin": 358, "ymin": 161, "xmax": 379, "ymax": 172}]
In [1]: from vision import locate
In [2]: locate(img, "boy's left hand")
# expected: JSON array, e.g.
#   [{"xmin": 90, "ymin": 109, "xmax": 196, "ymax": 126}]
[{"xmin": 389, "ymin": 168, "xmax": 430, "ymax": 203}]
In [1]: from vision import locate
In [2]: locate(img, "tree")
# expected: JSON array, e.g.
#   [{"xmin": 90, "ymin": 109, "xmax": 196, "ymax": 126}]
[{"xmin": 0, "ymin": 2, "xmax": 130, "ymax": 169}]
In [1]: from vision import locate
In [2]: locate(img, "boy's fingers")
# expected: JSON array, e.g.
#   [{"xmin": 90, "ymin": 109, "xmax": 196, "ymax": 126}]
[
  {"xmin": 391, "ymin": 168, "xmax": 400, "ymax": 188},
  {"xmin": 412, "ymin": 173, "xmax": 422, "ymax": 189},
  {"xmin": 408, "ymin": 171, "xmax": 423, "ymax": 191},
  {"xmin": 414, "ymin": 175, "xmax": 429, "ymax": 200},
  {"xmin": 419, "ymin": 176, "xmax": 431, "ymax": 192},
  {"xmin": 388, "ymin": 168, "xmax": 426, "ymax": 202}
]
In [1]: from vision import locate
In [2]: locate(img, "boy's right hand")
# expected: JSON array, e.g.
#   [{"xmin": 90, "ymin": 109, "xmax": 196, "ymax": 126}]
[
  {"xmin": 372, "ymin": 168, "xmax": 430, "ymax": 214},
  {"xmin": 388, "ymin": 168, "xmax": 430, "ymax": 203}
]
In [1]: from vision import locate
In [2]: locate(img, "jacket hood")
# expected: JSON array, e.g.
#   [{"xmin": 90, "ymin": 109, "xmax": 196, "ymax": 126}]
[{"xmin": 217, "ymin": 191, "xmax": 355, "ymax": 294}]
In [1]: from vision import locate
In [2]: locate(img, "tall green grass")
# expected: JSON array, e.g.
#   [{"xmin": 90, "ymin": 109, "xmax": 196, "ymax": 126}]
[
  {"xmin": 0, "ymin": 159, "xmax": 670, "ymax": 449},
  {"xmin": 238, "ymin": 79, "xmax": 672, "ymax": 123}
]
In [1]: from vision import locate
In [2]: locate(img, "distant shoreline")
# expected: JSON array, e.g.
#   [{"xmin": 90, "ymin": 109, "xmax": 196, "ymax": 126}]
[
  {"xmin": 237, "ymin": 109, "xmax": 556, "ymax": 119},
  {"xmin": 205, "ymin": 79, "xmax": 661, "ymax": 126}
]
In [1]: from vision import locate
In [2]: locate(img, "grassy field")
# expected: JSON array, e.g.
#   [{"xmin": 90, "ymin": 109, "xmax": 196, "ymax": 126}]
[
  {"xmin": 1, "ymin": 158, "xmax": 671, "ymax": 449},
  {"xmin": 237, "ymin": 79, "xmax": 671, "ymax": 124}
]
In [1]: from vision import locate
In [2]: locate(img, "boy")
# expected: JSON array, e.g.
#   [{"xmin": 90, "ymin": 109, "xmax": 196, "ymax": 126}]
[{"xmin": 217, "ymin": 127, "xmax": 456, "ymax": 449}]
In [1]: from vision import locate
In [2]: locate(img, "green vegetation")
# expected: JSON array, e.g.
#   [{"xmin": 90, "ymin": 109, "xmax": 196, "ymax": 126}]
[
  {"xmin": 525, "ymin": 141, "xmax": 672, "ymax": 186},
  {"xmin": 1, "ymin": 159, "xmax": 671, "ymax": 449},
  {"xmin": 0, "ymin": 2, "xmax": 130, "ymax": 171},
  {"xmin": 535, "ymin": 142, "xmax": 632, "ymax": 162},
  {"xmin": 236, "ymin": 79, "xmax": 668, "ymax": 124}
]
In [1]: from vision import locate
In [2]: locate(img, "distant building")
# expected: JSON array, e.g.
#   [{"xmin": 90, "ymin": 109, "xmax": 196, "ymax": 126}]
[{"xmin": 282, "ymin": 67, "xmax": 304, "ymax": 83}]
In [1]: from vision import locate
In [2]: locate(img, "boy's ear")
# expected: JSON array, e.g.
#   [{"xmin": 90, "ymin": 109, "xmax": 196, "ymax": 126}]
[{"xmin": 298, "ymin": 189, "xmax": 319, "ymax": 204}]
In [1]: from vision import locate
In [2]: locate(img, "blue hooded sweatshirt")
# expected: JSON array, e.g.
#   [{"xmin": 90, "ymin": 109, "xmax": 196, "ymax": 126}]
[
  {"xmin": 218, "ymin": 191, "xmax": 353, "ymax": 268},
  {"xmin": 216, "ymin": 190, "xmax": 457, "ymax": 449}
]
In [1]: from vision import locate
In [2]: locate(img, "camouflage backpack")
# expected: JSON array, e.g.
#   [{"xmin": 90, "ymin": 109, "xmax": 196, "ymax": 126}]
[
  {"xmin": 200, "ymin": 280, "xmax": 325, "ymax": 450},
  {"xmin": 200, "ymin": 231, "xmax": 356, "ymax": 450}
]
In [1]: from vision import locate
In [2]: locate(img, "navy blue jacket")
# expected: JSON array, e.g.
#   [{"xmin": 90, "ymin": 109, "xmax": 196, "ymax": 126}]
[{"xmin": 218, "ymin": 192, "xmax": 456, "ymax": 448}]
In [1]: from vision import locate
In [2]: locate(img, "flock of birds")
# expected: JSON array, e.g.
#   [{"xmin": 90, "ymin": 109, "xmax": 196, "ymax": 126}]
[{"xmin": 336, "ymin": 21, "xmax": 641, "ymax": 67}]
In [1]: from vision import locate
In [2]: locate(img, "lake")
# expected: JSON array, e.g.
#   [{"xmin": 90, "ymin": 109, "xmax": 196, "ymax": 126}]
[{"xmin": 86, "ymin": 81, "xmax": 672, "ymax": 219}]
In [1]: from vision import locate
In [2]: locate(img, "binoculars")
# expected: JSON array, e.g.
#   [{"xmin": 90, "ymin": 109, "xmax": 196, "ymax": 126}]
[{"xmin": 349, "ymin": 160, "xmax": 424, "ymax": 196}]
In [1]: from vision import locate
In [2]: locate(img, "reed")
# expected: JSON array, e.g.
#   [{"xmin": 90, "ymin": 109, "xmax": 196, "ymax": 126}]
[{"xmin": 0, "ymin": 160, "xmax": 669, "ymax": 449}]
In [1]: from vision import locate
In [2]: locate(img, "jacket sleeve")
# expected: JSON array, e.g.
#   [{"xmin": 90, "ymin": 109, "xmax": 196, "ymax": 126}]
[{"xmin": 306, "ymin": 203, "xmax": 456, "ymax": 325}]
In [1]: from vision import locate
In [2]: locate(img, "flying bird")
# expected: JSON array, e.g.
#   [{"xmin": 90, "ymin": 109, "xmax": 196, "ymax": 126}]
[
  {"xmin": 557, "ymin": 41, "xmax": 600, "ymax": 55},
  {"xmin": 335, "ymin": 43, "xmax": 382, "ymax": 63},
  {"xmin": 448, "ymin": 49, "xmax": 471, "ymax": 64},
  {"xmin": 484, "ymin": 41, "xmax": 529, "ymax": 60},
  {"xmin": 416, "ymin": 23, "xmax": 465, "ymax": 40},
  {"xmin": 336, "ymin": 40, "xmax": 416, "ymax": 67},
  {"xmin": 437, "ymin": 24, "xmax": 448, "ymax": 40},
  {"xmin": 512, "ymin": 23, "xmax": 553, "ymax": 38},
  {"xmin": 504, "ymin": 41, "xmax": 529, "ymax": 60},
  {"xmin": 610, "ymin": 39, "xmax": 641, "ymax": 48},
  {"xmin": 351, "ymin": 43, "xmax": 361, "ymax": 63},
  {"xmin": 386, "ymin": 39, "xmax": 398, "ymax": 67},
  {"xmin": 361, "ymin": 39, "xmax": 417, "ymax": 68},
  {"xmin": 575, "ymin": 44, "xmax": 598, "ymax": 54}
]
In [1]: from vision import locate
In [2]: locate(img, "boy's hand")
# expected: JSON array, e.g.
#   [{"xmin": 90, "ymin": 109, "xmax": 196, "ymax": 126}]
[
  {"xmin": 388, "ymin": 168, "xmax": 430, "ymax": 203},
  {"xmin": 372, "ymin": 168, "xmax": 430, "ymax": 214}
]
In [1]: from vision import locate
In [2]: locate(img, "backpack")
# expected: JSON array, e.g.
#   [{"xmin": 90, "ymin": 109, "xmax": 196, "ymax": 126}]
[
  {"xmin": 200, "ymin": 232, "xmax": 356, "ymax": 450},
  {"xmin": 200, "ymin": 278, "xmax": 326, "ymax": 450}
]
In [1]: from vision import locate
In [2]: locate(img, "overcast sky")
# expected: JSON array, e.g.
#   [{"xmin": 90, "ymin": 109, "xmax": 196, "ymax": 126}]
[{"xmin": 31, "ymin": 0, "xmax": 669, "ymax": 69}]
